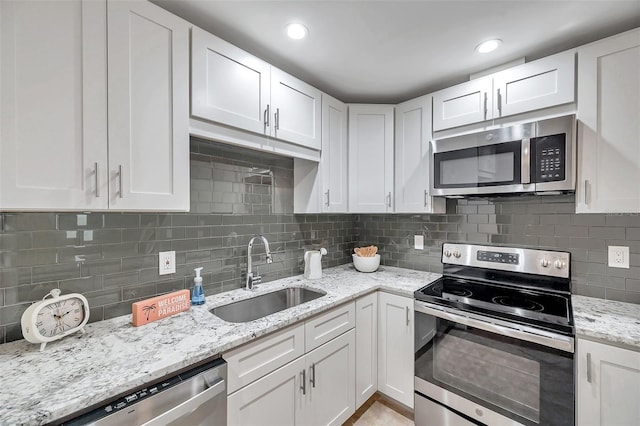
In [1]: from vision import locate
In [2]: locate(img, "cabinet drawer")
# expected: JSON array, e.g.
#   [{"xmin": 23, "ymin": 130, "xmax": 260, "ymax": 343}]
[
  {"xmin": 224, "ymin": 323, "xmax": 305, "ymax": 394},
  {"xmin": 305, "ymin": 302, "xmax": 355, "ymax": 352}
]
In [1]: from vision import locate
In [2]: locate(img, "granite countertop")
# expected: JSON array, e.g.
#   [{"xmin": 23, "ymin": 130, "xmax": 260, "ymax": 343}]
[
  {"xmin": 0, "ymin": 264, "xmax": 440, "ymax": 426},
  {"xmin": 572, "ymin": 295, "xmax": 640, "ymax": 350},
  {"xmin": 3, "ymin": 265, "xmax": 640, "ymax": 425}
]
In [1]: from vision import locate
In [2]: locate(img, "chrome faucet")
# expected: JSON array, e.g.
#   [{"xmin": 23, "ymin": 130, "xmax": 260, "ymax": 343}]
[{"xmin": 246, "ymin": 235, "xmax": 273, "ymax": 290}]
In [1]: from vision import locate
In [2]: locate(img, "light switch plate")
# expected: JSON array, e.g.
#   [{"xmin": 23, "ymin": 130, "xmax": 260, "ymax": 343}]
[
  {"xmin": 414, "ymin": 235, "xmax": 424, "ymax": 250},
  {"xmin": 608, "ymin": 246, "xmax": 629, "ymax": 269},
  {"xmin": 159, "ymin": 251, "xmax": 176, "ymax": 275}
]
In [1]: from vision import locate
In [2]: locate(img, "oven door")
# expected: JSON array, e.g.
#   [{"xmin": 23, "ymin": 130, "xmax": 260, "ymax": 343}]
[{"xmin": 414, "ymin": 302, "xmax": 574, "ymax": 426}]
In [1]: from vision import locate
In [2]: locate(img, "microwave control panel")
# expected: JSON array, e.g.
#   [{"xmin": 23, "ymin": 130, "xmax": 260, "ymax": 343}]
[{"xmin": 532, "ymin": 134, "xmax": 566, "ymax": 182}]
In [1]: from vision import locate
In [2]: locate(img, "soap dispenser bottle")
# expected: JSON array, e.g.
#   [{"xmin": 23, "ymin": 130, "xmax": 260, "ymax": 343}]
[{"xmin": 191, "ymin": 267, "xmax": 205, "ymax": 305}]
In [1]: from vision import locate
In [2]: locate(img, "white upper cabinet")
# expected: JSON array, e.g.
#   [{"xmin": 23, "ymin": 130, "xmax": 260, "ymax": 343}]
[
  {"xmin": 191, "ymin": 28, "xmax": 321, "ymax": 151},
  {"xmin": 0, "ymin": 0, "xmax": 190, "ymax": 212},
  {"xmin": 0, "ymin": 0, "xmax": 108, "ymax": 211},
  {"xmin": 492, "ymin": 51, "xmax": 575, "ymax": 119},
  {"xmin": 577, "ymin": 338, "xmax": 640, "ymax": 426},
  {"xmin": 271, "ymin": 68, "xmax": 322, "ymax": 150},
  {"xmin": 348, "ymin": 105, "xmax": 395, "ymax": 213},
  {"xmin": 432, "ymin": 77, "xmax": 493, "ymax": 132},
  {"xmin": 395, "ymin": 95, "xmax": 445, "ymax": 213},
  {"xmin": 107, "ymin": 0, "xmax": 190, "ymax": 211},
  {"xmin": 576, "ymin": 28, "xmax": 640, "ymax": 213},
  {"xmin": 433, "ymin": 50, "xmax": 575, "ymax": 131},
  {"xmin": 293, "ymin": 94, "xmax": 348, "ymax": 213},
  {"xmin": 191, "ymin": 27, "xmax": 270, "ymax": 136}
]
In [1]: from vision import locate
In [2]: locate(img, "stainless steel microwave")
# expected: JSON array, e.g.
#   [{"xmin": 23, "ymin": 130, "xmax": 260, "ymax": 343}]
[{"xmin": 430, "ymin": 115, "xmax": 576, "ymax": 196}]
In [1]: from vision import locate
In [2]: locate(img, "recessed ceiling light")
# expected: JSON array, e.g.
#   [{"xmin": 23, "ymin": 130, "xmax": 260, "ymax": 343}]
[
  {"xmin": 286, "ymin": 23, "xmax": 308, "ymax": 40},
  {"xmin": 475, "ymin": 39, "xmax": 502, "ymax": 53}
]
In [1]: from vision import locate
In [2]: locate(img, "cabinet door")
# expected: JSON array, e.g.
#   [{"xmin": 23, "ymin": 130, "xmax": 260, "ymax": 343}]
[
  {"xmin": 432, "ymin": 77, "xmax": 492, "ymax": 131},
  {"xmin": 191, "ymin": 27, "xmax": 271, "ymax": 136},
  {"xmin": 271, "ymin": 67, "xmax": 322, "ymax": 150},
  {"xmin": 576, "ymin": 28, "xmax": 640, "ymax": 213},
  {"xmin": 577, "ymin": 338, "xmax": 640, "ymax": 426},
  {"xmin": 228, "ymin": 357, "xmax": 305, "ymax": 426},
  {"xmin": 107, "ymin": 0, "xmax": 190, "ymax": 211},
  {"xmin": 348, "ymin": 105, "xmax": 395, "ymax": 213},
  {"xmin": 355, "ymin": 292, "xmax": 378, "ymax": 407},
  {"xmin": 378, "ymin": 292, "xmax": 414, "ymax": 408},
  {"xmin": 0, "ymin": 0, "xmax": 108, "ymax": 211},
  {"xmin": 224, "ymin": 324, "xmax": 305, "ymax": 394},
  {"xmin": 395, "ymin": 95, "xmax": 445, "ymax": 213},
  {"xmin": 303, "ymin": 329, "xmax": 356, "ymax": 426},
  {"xmin": 320, "ymin": 94, "xmax": 349, "ymax": 212},
  {"xmin": 493, "ymin": 50, "xmax": 575, "ymax": 119}
]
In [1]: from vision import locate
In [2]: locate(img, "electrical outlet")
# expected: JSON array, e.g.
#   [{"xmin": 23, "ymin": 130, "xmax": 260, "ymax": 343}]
[
  {"xmin": 414, "ymin": 235, "xmax": 424, "ymax": 250},
  {"xmin": 159, "ymin": 251, "xmax": 176, "ymax": 275},
  {"xmin": 608, "ymin": 246, "xmax": 629, "ymax": 269}
]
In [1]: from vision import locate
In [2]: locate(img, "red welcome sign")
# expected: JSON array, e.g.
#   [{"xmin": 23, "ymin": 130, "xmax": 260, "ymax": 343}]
[{"xmin": 132, "ymin": 289, "xmax": 191, "ymax": 326}]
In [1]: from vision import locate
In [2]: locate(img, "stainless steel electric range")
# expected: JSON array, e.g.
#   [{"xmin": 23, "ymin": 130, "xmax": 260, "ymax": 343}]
[{"xmin": 414, "ymin": 243, "xmax": 574, "ymax": 426}]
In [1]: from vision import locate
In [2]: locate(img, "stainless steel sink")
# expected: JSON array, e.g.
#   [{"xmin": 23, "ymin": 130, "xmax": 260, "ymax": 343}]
[{"xmin": 210, "ymin": 287, "xmax": 327, "ymax": 323}]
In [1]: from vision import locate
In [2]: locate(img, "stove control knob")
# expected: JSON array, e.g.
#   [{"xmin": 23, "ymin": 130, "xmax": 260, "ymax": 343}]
[
  {"xmin": 554, "ymin": 259, "xmax": 566, "ymax": 269},
  {"xmin": 443, "ymin": 249, "xmax": 452, "ymax": 258},
  {"xmin": 453, "ymin": 250, "xmax": 461, "ymax": 258},
  {"xmin": 540, "ymin": 258, "xmax": 550, "ymax": 268}
]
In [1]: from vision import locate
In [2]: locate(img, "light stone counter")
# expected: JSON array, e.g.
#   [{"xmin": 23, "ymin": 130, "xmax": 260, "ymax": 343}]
[
  {"xmin": 0, "ymin": 264, "xmax": 440, "ymax": 426},
  {"xmin": 572, "ymin": 295, "xmax": 640, "ymax": 351}
]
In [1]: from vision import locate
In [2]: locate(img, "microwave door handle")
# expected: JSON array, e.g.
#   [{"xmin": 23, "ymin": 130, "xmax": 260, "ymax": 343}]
[{"xmin": 521, "ymin": 138, "xmax": 531, "ymax": 184}]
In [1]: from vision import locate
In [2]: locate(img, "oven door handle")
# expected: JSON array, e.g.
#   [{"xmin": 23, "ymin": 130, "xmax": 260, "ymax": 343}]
[{"xmin": 415, "ymin": 301, "xmax": 574, "ymax": 353}]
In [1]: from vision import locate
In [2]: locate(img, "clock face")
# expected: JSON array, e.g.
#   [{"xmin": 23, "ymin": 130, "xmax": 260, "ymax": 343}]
[{"xmin": 36, "ymin": 297, "xmax": 86, "ymax": 338}]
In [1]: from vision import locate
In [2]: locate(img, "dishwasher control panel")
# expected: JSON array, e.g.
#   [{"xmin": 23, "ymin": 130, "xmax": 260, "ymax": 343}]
[{"xmin": 60, "ymin": 358, "xmax": 226, "ymax": 425}]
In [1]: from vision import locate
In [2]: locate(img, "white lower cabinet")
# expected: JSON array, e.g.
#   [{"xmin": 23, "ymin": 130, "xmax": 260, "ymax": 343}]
[
  {"xmin": 355, "ymin": 292, "xmax": 378, "ymax": 407},
  {"xmin": 577, "ymin": 338, "xmax": 640, "ymax": 426},
  {"xmin": 302, "ymin": 329, "xmax": 356, "ymax": 426},
  {"xmin": 228, "ymin": 356, "xmax": 306, "ymax": 426},
  {"xmin": 378, "ymin": 292, "xmax": 414, "ymax": 408},
  {"xmin": 229, "ymin": 329, "xmax": 356, "ymax": 426},
  {"xmin": 226, "ymin": 304, "xmax": 356, "ymax": 426}
]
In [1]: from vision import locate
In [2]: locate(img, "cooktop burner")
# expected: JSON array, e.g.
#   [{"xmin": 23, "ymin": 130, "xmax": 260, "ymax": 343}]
[{"xmin": 492, "ymin": 296, "xmax": 544, "ymax": 312}]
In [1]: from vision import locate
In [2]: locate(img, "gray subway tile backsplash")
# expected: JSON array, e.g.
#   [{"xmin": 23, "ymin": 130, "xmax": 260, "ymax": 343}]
[{"xmin": 2, "ymin": 139, "xmax": 640, "ymax": 343}]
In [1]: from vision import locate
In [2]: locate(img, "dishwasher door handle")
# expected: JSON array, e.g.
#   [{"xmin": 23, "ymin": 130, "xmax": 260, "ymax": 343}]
[{"xmin": 141, "ymin": 378, "xmax": 226, "ymax": 426}]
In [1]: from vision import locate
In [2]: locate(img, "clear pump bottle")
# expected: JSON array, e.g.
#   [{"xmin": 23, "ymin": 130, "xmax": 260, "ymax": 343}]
[{"xmin": 191, "ymin": 267, "xmax": 205, "ymax": 305}]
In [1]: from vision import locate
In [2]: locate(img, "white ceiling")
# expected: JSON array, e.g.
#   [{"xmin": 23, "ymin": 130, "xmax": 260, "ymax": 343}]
[{"xmin": 152, "ymin": 0, "xmax": 640, "ymax": 103}]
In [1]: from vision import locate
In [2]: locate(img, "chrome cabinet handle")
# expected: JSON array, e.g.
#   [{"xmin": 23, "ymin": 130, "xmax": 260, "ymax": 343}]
[
  {"xmin": 264, "ymin": 104, "xmax": 270, "ymax": 128},
  {"xmin": 300, "ymin": 369, "xmax": 306, "ymax": 395},
  {"xmin": 497, "ymin": 88, "xmax": 502, "ymax": 116},
  {"xmin": 406, "ymin": 306, "xmax": 410, "ymax": 326},
  {"xmin": 387, "ymin": 192, "xmax": 392, "ymax": 208},
  {"xmin": 586, "ymin": 352, "xmax": 592, "ymax": 383},
  {"xmin": 94, "ymin": 162, "xmax": 100, "ymax": 198},
  {"xmin": 275, "ymin": 108, "xmax": 280, "ymax": 130},
  {"xmin": 424, "ymin": 189, "xmax": 428, "ymax": 207},
  {"xmin": 118, "ymin": 165, "xmax": 124, "ymax": 198},
  {"xmin": 584, "ymin": 179, "xmax": 589, "ymax": 205},
  {"xmin": 310, "ymin": 363, "xmax": 316, "ymax": 388},
  {"xmin": 484, "ymin": 92, "xmax": 488, "ymax": 121},
  {"xmin": 325, "ymin": 190, "xmax": 330, "ymax": 207}
]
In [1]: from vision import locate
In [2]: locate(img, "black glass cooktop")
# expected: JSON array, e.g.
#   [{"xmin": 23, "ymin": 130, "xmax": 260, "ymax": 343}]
[{"xmin": 415, "ymin": 276, "xmax": 573, "ymax": 335}]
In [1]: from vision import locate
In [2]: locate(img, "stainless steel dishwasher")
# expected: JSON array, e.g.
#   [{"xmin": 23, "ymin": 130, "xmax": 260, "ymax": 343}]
[{"xmin": 61, "ymin": 358, "xmax": 226, "ymax": 426}]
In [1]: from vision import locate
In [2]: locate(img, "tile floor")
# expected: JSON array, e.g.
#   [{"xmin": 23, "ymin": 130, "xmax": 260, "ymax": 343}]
[{"xmin": 344, "ymin": 393, "xmax": 414, "ymax": 426}]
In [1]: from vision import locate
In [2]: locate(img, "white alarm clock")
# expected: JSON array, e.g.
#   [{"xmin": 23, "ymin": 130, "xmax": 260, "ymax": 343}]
[{"xmin": 21, "ymin": 289, "xmax": 90, "ymax": 351}]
